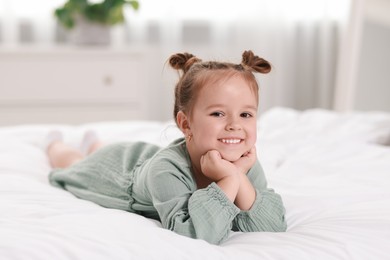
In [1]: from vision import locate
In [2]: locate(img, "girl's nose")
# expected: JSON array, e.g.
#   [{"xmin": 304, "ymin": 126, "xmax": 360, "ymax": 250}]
[{"xmin": 225, "ymin": 121, "xmax": 242, "ymax": 131}]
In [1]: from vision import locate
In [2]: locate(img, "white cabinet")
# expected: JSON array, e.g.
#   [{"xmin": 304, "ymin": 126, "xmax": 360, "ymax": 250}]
[{"xmin": 0, "ymin": 47, "xmax": 149, "ymax": 125}]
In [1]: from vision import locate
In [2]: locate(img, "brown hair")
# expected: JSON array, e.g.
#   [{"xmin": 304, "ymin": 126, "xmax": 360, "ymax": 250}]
[{"xmin": 169, "ymin": 50, "xmax": 271, "ymax": 125}]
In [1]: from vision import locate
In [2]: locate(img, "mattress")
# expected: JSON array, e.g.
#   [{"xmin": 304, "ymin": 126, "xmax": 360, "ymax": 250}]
[{"xmin": 1, "ymin": 107, "xmax": 389, "ymax": 260}]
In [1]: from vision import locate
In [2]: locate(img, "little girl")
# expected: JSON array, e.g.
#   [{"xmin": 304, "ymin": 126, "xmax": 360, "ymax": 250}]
[{"xmin": 47, "ymin": 50, "xmax": 287, "ymax": 245}]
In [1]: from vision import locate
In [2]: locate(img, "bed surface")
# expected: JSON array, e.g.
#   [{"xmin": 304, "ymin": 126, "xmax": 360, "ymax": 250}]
[{"xmin": 1, "ymin": 107, "xmax": 390, "ymax": 259}]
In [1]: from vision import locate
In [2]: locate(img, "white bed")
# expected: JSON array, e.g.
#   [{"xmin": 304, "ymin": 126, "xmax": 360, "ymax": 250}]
[{"xmin": 1, "ymin": 107, "xmax": 390, "ymax": 260}]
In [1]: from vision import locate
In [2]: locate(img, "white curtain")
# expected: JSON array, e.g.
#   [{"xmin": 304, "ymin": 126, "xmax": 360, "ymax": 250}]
[{"xmin": 0, "ymin": 0, "xmax": 351, "ymax": 120}]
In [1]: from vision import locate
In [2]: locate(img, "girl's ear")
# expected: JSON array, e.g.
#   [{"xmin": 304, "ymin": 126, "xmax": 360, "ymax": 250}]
[{"xmin": 176, "ymin": 111, "xmax": 191, "ymax": 134}]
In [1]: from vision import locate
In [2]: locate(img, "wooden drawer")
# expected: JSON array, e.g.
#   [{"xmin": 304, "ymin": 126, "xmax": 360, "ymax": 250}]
[
  {"xmin": 0, "ymin": 50, "xmax": 144, "ymax": 103},
  {"xmin": 0, "ymin": 48, "xmax": 149, "ymax": 124}
]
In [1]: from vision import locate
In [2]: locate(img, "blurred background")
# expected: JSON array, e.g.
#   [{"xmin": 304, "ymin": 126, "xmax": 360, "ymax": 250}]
[{"xmin": 0, "ymin": 0, "xmax": 389, "ymax": 125}]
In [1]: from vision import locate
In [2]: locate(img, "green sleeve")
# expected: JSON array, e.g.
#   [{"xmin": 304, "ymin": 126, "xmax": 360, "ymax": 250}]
[
  {"xmin": 146, "ymin": 161, "xmax": 240, "ymax": 245},
  {"xmin": 233, "ymin": 161, "xmax": 287, "ymax": 232}
]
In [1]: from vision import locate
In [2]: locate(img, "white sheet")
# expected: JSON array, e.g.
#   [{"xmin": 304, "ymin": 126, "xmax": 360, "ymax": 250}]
[{"xmin": 1, "ymin": 107, "xmax": 390, "ymax": 260}]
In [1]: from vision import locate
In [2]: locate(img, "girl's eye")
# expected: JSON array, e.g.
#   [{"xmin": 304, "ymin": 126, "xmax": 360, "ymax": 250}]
[
  {"xmin": 241, "ymin": 112, "xmax": 253, "ymax": 118},
  {"xmin": 210, "ymin": 112, "xmax": 224, "ymax": 117}
]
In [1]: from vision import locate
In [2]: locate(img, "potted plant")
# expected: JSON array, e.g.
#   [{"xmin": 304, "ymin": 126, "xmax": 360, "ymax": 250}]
[{"xmin": 54, "ymin": 0, "xmax": 140, "ymax": 45}]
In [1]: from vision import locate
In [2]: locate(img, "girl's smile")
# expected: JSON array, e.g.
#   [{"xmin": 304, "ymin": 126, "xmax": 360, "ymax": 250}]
[{"xmin": 218, "ymin": 138, "xmax": 243, "ymax": 144}]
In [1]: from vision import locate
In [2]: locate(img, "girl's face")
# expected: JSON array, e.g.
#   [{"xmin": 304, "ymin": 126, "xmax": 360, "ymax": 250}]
[{"xmin": 186, "ymin": 74, "xmax": 258, "ymax": 162}]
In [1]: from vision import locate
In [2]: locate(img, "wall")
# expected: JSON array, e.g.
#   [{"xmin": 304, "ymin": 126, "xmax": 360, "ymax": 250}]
[
  {"xmin": 0, "ymin": 0, "xmax": 349, "ymax": 124},
  {"xmin": 354, "ymin": 0, "xmax": 390, "ymax": 111}
]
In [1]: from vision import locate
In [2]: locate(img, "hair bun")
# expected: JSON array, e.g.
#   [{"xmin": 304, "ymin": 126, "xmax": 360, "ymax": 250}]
[
  {"xmin": 241, "ymin": 50, "xmax": 271, "ymax": 74},
  {"xmin": 169, "ymin": 53, "xmax": 201, "ymax": 73}
]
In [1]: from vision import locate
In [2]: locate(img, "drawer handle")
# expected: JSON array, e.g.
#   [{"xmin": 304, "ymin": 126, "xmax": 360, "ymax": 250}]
[{"xmin": 103, "ymin": 76, "xmax": 113, "ymax": 87}]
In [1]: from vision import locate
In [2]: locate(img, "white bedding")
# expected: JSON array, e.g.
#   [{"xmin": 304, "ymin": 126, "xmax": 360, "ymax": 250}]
[{"xmin": 1, "ymin": 107, "xmax": 390, "ymax": 260}]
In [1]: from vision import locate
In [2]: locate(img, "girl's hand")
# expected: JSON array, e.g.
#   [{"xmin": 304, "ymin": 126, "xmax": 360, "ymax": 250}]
[
  {"xmin": 232, "ymin": 146, "xmax": 257, "ymax": 175},
  {"xmin": 200, "ymin": 150, "xmax": 239, "ymax": 181}
]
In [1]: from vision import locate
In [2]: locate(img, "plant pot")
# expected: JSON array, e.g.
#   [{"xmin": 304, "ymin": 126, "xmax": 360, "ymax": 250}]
[{"xmin": 69, "ymin": 16, "xmax": 111, "ymax": 45}]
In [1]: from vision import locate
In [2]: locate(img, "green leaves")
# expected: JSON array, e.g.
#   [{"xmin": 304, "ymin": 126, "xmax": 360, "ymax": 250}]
[
  {"xmin": 54, "ymin": 8, "xmax": 75, "ymax": 28},
  {"xmin": 54, "ymin": 0, "xmax": 140, "ymax": 29},
  {"xmin": 126, "ymin": 0, "xmax": 140, "ymax": 10}
]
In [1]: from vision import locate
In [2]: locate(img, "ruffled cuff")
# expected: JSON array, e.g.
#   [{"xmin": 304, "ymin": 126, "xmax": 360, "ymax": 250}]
[
  {"xmin": 207, "ymin": 182, "xmax": 240, "ymax": 215},
  {"xmin": 234, "ymin": 189, "xmax": 287, "ymax": 232},
  {"xmin": 188, "ymin": 182, "xmax": 240, "ymax": 244}
]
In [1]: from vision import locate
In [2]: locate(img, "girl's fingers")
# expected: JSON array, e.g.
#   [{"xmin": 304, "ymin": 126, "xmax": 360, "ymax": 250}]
[
  {"xmin": 208, "ymin": 150, "xmax": 221, "ymax": 160},
  {"xmin": 242, "ymin": 146, "xmax": 256, "ymax": 158}
]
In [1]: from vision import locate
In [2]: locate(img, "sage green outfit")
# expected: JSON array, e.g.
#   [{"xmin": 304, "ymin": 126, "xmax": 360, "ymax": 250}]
[{"xmin": 49, "ymin": 138, "xmax": 287, "ymax": 245}]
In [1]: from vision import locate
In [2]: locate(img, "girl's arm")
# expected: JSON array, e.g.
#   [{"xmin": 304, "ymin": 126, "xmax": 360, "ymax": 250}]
[
  {"xmin": 200, "ymin": 150, "xmax": 240, "ymax": 202},
  {"xmin": 232, "ymin": 160, "xmax": 287, "ymax": 232},
  {"xmin": 231, "ymin": 147, "xmax": 257, "ymax": 210},
  {"xmin": 146, "ymin": 158, "xmax": 240, "ymax": 245},
  {"xmin": 200, "ymin": 147, "xmax": 258, "ymax": 211},
  {"xmin": 235, "ymin": 173, "xmax": 256, "ymax": 210}
]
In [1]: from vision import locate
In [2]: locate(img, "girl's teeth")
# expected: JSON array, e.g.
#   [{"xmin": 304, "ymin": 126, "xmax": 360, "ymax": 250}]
[{"xmin": 221, "ymin": 139, "xmax": 241, "ymax": 144}]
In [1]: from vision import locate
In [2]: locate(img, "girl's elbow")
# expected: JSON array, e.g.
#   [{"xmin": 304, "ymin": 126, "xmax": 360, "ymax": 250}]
[
  {"xmin": 270, "ymin": 216, "xmax": 287, "ymax": 232},
  {"xmin": 275, "ymin": 220, "xmax": 287, "ymax": 232}
]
